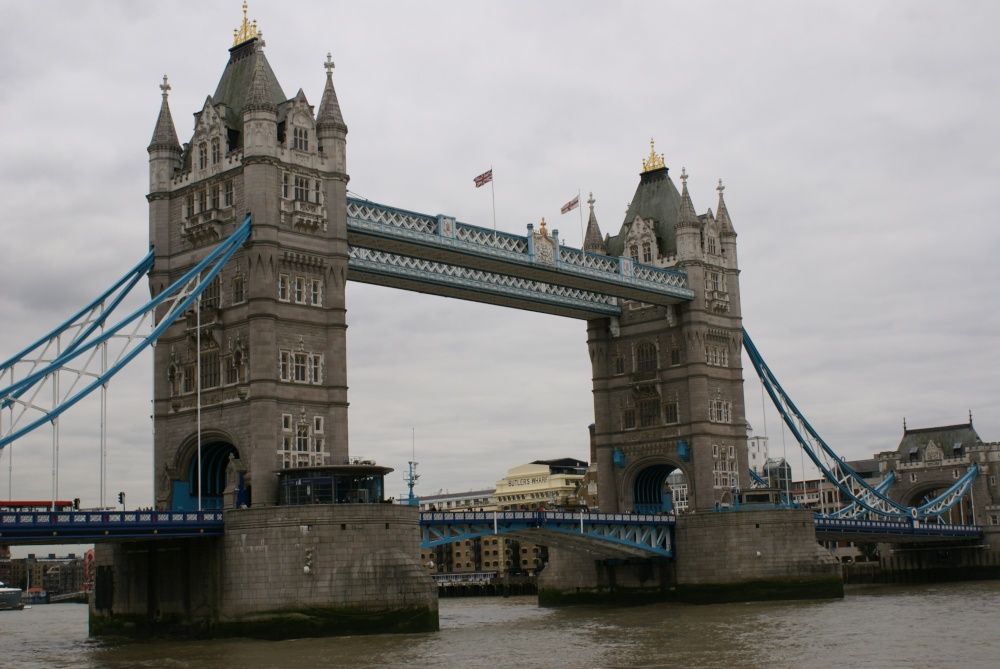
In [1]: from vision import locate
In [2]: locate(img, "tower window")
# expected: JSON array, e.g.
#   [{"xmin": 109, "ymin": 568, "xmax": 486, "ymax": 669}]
[
  {"xmin": 294, "ymin": 277, "xmax": 306, "ymax": 303},
  {"xmin": 200, "ymin": 351, "xmax": 220, "ymax": 390},
  {"xmin": 314, "ymin": 180, "xmax": 322, "ymax": 204},
  {"xmin": 635, "ymin": 341, "xmax": 657, "ymax": 373},
  {"xmin": 665, "ymin": 402, "xmax": 679, "ymax": 424},
  {"xmin": 198, "ymin": 143, "xmax": 207, "ymax": 170},
  {"xmin": 211, "ymin": 138, "xmax": 220, "ymax": 165},
  {"xmin": 612, "ymin": 355, "xmax": 625, "ymax": 375},
  {"xmin": 278, "ymin": 274, "xmax": 290, "ymax": 301},
  {"xmin": 639, "ymin": 399, "xmax": 659, "ymax": 427},
  {"xmin": 293, "ymin": 353, "xmax": 308, "ymax": 382},
  {"xmin": 294, "ymin": 176, "xmax": 309, "ymax": 201},
  {"xmin": 670, "ymin": 348, "xmax": 681, "ymax": 366},
  {"xmin": 622, "ymin": 408, "xmax": 636, "ymax": 430},
  {"xmin": 642, "ymin": 241, "xmax": 652, "ymax": 263},
  {"xmin": 231, "ymin": 276, "xmax": 245, "ymax": 304},
  {"xmin": 185, "ymin": 194, "xmax": 194, "ymax": 218},
  {"xmin": 630, "ymin": 244, "xmax": 639, "ymax": 262},
  {"xmin": 282, "ymin": 173, "xmax": 290, "ymax": 199},
  {"xmin": 210, "ymin": 185, "xmax": 220, "ymax": 210},
  {"xmin": 293, "ymin": 127, "xmax": 309, "ymax": 151},
  {"xmin": 224, "ymin": 180, "xmax": 234, "ymax": 207},
  {"xmin": 308, "ymin": 354, "xmax": 322, "ymax": 384},
  {"xmin": 310, "ymin": 279, "xmax": 322, "ymax": 306}
]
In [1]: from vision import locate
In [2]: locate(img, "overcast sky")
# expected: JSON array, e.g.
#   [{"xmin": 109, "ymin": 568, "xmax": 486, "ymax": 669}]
[{"xmin": 2, "ymin": 0, "xmax": 999, "ymax": 530}]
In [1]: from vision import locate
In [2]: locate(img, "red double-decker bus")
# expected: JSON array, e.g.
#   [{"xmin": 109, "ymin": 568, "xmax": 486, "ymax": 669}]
[{"xmin": 0, "ymin": 500, "xmax": 76, "ymax": 512}]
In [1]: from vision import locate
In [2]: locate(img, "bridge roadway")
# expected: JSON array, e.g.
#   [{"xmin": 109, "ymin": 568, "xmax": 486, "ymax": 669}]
[
  {"xmin": 0, "ymin": 508, "xmax": 983, "ymax": 548},
  {"xmin": 344, "ymin": 197, "xmax": 695, "ymax": 319},
  {"xmin": 0, "ymin": 509, "xmax": 223, "ymax": 544}
]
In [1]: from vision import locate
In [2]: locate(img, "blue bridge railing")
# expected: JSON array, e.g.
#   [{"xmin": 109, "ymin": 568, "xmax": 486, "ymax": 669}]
[{"xmin": 0, "ymin": 509, "xmax": 225, "ymax": 544}]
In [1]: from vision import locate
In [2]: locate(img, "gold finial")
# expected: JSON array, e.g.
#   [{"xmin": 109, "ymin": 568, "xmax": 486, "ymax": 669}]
[
  {"xmin": 233, "ymin": 1, "xmax": 259, "ymax": 46},
  {"xmin": 641, "ymin": 138, "xmax": 665, "ymax": 173},
  {"xmin": 539, "ymin": 217, "xmax": 548, "ymax": 235}
]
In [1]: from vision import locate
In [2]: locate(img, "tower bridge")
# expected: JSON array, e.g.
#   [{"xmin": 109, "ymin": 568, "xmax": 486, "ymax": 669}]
[{"xmin": 2, "ymin": 5, "xmax": 999, "ymax": 640}]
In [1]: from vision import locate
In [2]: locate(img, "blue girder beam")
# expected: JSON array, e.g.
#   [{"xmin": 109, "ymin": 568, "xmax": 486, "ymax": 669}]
[
  {"xmin": 0, "ymin": 510, "xmax": 224, "ymax": 544},
  {"xmin": 346, "ymin": 197, "xmax": 694, "ymax": 309},
  {"xmin": 420, "ymin": 511, "xmax": 674, "ymax": 558}
]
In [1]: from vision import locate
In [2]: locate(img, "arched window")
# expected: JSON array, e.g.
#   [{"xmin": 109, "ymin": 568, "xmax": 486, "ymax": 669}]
[
  {"xmin": 211, "ymin": 138, "xmax": 220, "ymax": 165},
  {"xmin": 198, "ymin": 143, "xmax": 207, "ymax": 170},
  {"xmin": 642, "ymin": 241, "xmax": 652, "ymax": 263},
  {"xmin": 636, "ymin": 341, "xmax": 657, "ymax": 373},
  {"xmin": 630, "ymin": 244, "xmax": 639, "ymax": 261}
]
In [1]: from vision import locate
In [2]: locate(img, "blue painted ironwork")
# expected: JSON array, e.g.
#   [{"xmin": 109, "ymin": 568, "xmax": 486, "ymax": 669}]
[
  {"xmin": 346, "ymin": 197, "xmax": 695, "ymax": 306},
  {"xmin": 420, "ymin": 510, "xmax": 674, "ymax": 558},
  {"xmin": 744, "ymin": 329, "xmax": 979, "ymax": 521},
  {"xmin": 826, "ymin": 472, "xmax": 895, "ymax": 519},
  {"xmin": 814, "ymin": 516, "xmax": 982, "ymax": 542},
  {"xmin": 348, "ymin": 246, "xmax": 620, "ymax": 317},
  {"xmin": 0, "ymin": 509, "xmax": 224, "ymax": 543},
  {"xmin": 0, "ymin": 216, "xmax": 252, "ymax": 450}
]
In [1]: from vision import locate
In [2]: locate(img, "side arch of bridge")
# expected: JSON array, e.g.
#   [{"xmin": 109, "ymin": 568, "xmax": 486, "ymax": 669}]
[{"xmin": 420, "ymin": 511, "xmax": 674, "ymax": 559}]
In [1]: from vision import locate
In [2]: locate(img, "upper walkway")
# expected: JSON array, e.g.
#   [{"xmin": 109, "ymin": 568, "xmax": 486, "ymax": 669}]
[{"xmin": 345, "ymin": 197, "xmax": 695, "ymax": 319}]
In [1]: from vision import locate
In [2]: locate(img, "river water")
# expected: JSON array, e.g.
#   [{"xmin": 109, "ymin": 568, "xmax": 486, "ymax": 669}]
[{"xmin": 2, "ymin": 582, "xmax": 998, "ymax": 669}]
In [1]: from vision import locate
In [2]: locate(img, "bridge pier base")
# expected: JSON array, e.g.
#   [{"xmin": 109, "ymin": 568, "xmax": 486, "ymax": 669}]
[
  {"xmin": 538, "ymin": 508, "xmax": 843, "ymax": 606},
  {"xmin": 674, "ymin": 508, "xmax": 842, "ymax": 603},
  {"xmin": 90, "ymin": 505, "xmax": 438, "ymax": 639},
  {"xmin": 537, "ymin": 547, "xmax": 675, "ymax": 606}
]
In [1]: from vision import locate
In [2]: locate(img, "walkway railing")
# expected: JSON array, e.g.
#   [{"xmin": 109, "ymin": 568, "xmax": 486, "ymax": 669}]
[{"xmin": 0, "ymin": 509, "xmax": 224, "ymax": 543}]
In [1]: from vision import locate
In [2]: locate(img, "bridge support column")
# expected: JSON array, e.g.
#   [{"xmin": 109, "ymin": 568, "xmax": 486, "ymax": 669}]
[
  {"xmin": 674, "ymin": 508, "xmax": 842, "ymax": 603},
  {"xmin": 90, "ymin": 505, "xmax": 438, "ymax": 639},
  {"xmin": 537, "ymin": 548, "xmax": 675, "ymax": 606}
]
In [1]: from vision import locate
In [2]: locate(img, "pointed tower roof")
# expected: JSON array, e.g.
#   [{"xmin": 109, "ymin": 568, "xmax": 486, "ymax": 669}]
[
  {"xmin": 148, "ymin": 75, "xmax": 181, "ymax": 153},
  {"xmin": 317, "ymin": 53, "xmax": 348, "ymax": 133},
  {"xmin": 716, "ymin": 179, "xmax": 735, "ymax": 236},
  {"xmin": 607, "ymin": 139, "xmax": 682, "ymax": 257},
  {"xmin": 211, "ymin": 9, "xmax": 285, "ymax": 128},
  {"xmin": 243, "ymin": 46, "xmax": 278, "ymax": 115},
  {"xmin": 583, "ymin": 193, "xmax": 606, "ymax": 255},
  {"xmin": 676, "ymin": 168, "xmax": 699, "ymax": 229}
]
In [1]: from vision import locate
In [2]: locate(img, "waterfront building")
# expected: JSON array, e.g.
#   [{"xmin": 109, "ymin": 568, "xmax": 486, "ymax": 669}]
[
  {"xmin": 746, "ymin": 423, "xmax": 769, "ymax": 475},
  {"xmin": 0, "ymin": 545, "xmax": 10, "ymax": 585},
  {"xmin": 494, "ymin": 458, "xmax": 588, "ymax": 511},
  {"xmin": 763, "ymin": 457, "xmax": 793, "ymax": 493},
  {"xmin": 8, "ymin": 553, "xmax": 86, "ymax": 595}
]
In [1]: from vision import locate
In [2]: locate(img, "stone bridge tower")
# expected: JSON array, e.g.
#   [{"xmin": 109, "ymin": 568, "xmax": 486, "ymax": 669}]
[
  {"xmin": 147, "ymin": 20, "xmax": 349, "ymax": 509},
  {"xmin": 585, "ymin": 142, "xmax": 748, "ymax": 514}
]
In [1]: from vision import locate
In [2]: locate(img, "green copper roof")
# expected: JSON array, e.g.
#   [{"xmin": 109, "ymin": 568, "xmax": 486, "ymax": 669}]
[{"xmin": 606, "ymin": 167, "xmax": 682, "ymax": 258}]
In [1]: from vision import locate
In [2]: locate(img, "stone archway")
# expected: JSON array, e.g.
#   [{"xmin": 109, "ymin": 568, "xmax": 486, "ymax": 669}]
[
  {"xmin": 170, "ymin": 431, "xmax": 241, "ymax": 511},
  {"xmin": 900, "ymin": 480, "xmax": 974, "ymax": 525},
  {"xmin": 630, "ymin": 462, "xmax": 689, "ymax": 514}
]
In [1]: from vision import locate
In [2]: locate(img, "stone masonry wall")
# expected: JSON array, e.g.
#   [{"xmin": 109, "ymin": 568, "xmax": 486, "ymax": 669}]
[
  {"xmin": 675, "ymin": 508, "xmax": 840, "ymax": 586},
  {"xmin": 220, "ymin": 503, "xmax": 436, "ymax": 619}
]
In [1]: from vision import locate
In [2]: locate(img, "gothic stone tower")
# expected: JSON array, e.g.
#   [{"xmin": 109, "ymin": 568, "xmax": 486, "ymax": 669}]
[
  {"xmin": 147, "ymin": 28, "xmax": 349, "ymax": 510},
  {"xmin": 585, "ymin": 143, "xmax": 747, "ymax": 514}
]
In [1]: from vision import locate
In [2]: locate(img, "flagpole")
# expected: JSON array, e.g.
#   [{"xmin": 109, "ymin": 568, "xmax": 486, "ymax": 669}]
[{"xmin": 490, "ymin": 165, "xmax": 497, "ymax": 243}]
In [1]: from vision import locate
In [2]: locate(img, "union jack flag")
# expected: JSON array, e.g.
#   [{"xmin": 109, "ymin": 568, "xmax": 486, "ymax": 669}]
[
  {"xmin": 474, "ymin": 169, "xmax": 493, "ymax": 188},
  {"xmin": 560, "ymin": 195, "xmax": 579, "ymax": 214}
]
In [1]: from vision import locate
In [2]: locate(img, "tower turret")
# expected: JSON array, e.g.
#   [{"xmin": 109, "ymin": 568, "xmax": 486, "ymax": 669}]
[
  {"xmin": 582, "ymin": 192, "xmax": 606, "ymax": 255},
  {"xmin": 674, "ymin": 168, "xmax": 702, "ymax": 261},
  {"xmin": 716, "ymin": 179, "xmax": 738, "ymax": 268},
  {"xmin": 317, "ymin": 53, "xmax": 348, "ymax": 175}
]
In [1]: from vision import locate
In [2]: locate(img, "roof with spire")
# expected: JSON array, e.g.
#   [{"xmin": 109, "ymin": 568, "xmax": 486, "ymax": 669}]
[
  {"xmin": 606, "ymin": 140, "xmax": 682, "ymax": 257},
  {"xmin": 894, "ymin": 419, "xmax": 981, "ymax": 457},
  {"xmin": 582, "ymin": 192, "xmax": 605, "ymax": 254},
  {"xmin": 212, "ymin": 38, "xmax": 286, "ymax": 129},
  {"xmin": 148, "ymin": 75, "xmax": 181, "ymax": 153},
  {"xmin": 317, "ymin": 53, "xmax": 347, "ymax": 133}
]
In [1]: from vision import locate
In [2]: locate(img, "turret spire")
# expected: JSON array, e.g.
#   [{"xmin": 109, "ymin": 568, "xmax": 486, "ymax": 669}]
[
  {"xmin": 583, "ymin": 192, "xmax": 606, "ymax": 255},
  {"xmin": 317, "ymin": 52, "xmax": 347, "ymax": 133},
  {"xmin": 676, "ymin": 167, "xmax": 699, "ymax": 228},
  {"xmin": 148, "ymin": 75, "xmax": 181, "ymax": 153},
  {"xmin": 243, "ymin": 50, "xmax": 276, "ymax": 114},
  {"xmin": 716, "ymin": 178, "xmax": 735, "ymax": 236}
]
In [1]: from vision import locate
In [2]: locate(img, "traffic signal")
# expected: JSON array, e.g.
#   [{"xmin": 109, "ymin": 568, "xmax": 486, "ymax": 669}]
[{"xmin": 118, "ymin": 492, "xmax": 124, "ymax": 505}]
